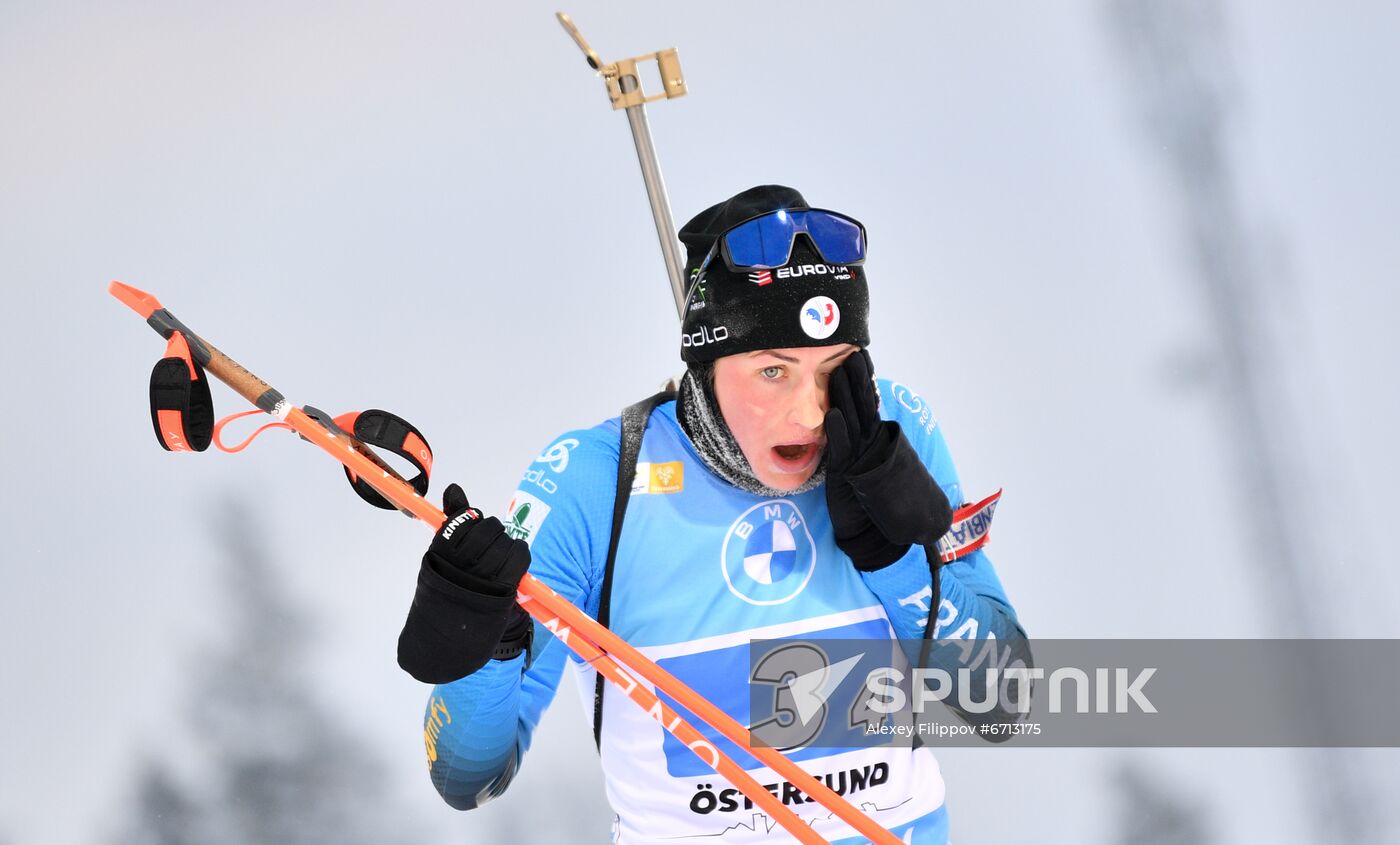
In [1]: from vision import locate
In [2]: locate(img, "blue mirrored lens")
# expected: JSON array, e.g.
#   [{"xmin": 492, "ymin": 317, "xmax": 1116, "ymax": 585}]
[
  {"xmin": 724, "ymin": 212, "xmax": 796, "ymax": 268},
  {"xmin": 722, "ymin": 210, "xmax": 866, "ymax": 269},
  {"xmin": 802, "ymin": 212, "xmax": 865, "ymax": 264}
]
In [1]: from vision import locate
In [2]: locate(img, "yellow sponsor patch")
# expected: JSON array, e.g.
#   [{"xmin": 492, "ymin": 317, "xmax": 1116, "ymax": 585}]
[
  {"xmin": 649, "ymin": 461, "xmax": 684, "ymax": 494},
  {"xmin": 632, "ymin": 461, "xmax": 685, "ymax": 495}
]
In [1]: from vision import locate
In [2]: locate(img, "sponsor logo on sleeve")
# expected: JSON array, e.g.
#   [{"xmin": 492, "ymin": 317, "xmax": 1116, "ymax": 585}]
[
  {"xmin": 503, "ymin": 490, "xmax": 551, "ymax": 542},
  {"xmin": 521, "ymin": 466, "xmax": 557, "ymax": 495},
  {"xmin": 423, "ymin": 696, "xmax": 452, "ymax": 765},
  {"xmin": 890, "ymin": 381, "xmax": 937, "ymax": 436},
  {"xmin": 535, "ymin": 438, "xmax": 579, "ymax": 473}
]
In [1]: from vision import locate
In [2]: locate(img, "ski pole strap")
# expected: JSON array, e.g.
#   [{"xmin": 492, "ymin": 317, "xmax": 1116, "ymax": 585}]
[
  {"xmin": 934, "ymin": 488, "xmax": 1002, "ymax": 563},
  {"xmin": 208, "ymin": 406, "xmax": 434, "ymax": 511},
  {"xmin": 330, "ymin": 409, "xmax": 434, "ymax": 510},
  {"xmin": 212, "ymin": 409, "xmax": 293, "ymax": 452},
  {"xmin": 594, "ymin": 386, "xmax": 677, "ymax": 751},
  {"xmin": 149, "ymin": 331, "xmax": 214, "ymax": 452}
]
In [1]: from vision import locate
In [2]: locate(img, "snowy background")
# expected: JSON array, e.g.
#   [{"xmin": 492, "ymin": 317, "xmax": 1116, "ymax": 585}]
[{"xmin": 2, "ymin": 1, "xmax": 1398, "ymax": 843}]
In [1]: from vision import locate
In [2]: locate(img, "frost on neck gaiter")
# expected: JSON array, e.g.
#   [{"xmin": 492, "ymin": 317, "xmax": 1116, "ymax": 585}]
[{"xmin": 675, "ymin": 366, "xmax": 827, "ymax": 499}]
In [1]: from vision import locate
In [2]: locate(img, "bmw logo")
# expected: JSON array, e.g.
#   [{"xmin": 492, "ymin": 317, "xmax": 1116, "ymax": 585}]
[{"xmin": 721, "ymin": 500, "xmax": 816, "ymax": 606}]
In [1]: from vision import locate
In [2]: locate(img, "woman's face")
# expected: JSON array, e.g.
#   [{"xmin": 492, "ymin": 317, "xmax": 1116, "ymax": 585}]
[{"xmin": 712, "ymin": 344, "xmax": 858, "ymax": 490}]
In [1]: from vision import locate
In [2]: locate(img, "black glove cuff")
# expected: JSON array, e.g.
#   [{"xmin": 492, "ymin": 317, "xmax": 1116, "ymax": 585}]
[{"xmin": 493, "ymin": 607, "xmax": 533, "ymax": 662}]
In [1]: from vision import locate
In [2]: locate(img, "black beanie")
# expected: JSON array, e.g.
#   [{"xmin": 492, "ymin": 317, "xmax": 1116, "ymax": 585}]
[{"xmin": 678, "ymin": 185, "xmax": 870, "ymax": 363}]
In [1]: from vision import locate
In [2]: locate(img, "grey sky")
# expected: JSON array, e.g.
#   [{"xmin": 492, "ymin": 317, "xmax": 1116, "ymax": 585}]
[{"xmin": 2, "ymin": 2, "xmax": 1397, "ymax": 843}]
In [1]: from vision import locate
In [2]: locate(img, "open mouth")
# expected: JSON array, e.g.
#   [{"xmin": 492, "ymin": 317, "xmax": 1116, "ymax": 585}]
[
  {"xmin": 771, "ymin": 442, "xmax": 820, "ymax": 472},
  {"xmin": 774, "ymin": 444, "xmax": 810, "ymax": 461}
]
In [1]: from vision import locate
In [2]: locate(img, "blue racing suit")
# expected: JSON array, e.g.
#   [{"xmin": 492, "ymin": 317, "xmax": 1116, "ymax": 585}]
[{"xmin": 418, "ymin": 379, "xmax": 1025, "ymax": 843}]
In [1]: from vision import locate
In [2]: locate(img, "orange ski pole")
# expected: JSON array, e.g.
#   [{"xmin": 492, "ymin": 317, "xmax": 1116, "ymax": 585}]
[{"xmin": 110, "ymin": 281, "xmax": 903, "ymax": 845}]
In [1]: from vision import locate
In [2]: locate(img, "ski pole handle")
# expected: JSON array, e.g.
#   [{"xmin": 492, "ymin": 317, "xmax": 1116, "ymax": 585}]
[{"xmin": 111, "ymin": 281, "xmax": 283, "ymax": 411}]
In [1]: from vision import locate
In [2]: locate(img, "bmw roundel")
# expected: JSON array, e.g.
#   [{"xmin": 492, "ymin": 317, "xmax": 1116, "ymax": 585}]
[
  {"xmin": 722, "ymin": 500, "xmax": 816, "ymax": 605},
  {"xmin": 743, "ymin": 519, "xmax": 798, "ymax": 584}
]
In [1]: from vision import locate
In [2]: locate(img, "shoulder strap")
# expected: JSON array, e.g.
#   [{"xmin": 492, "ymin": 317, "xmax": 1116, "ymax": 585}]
[{"xmin": 593, "ymin": 386, "xmax": 676, "ymax": 751}]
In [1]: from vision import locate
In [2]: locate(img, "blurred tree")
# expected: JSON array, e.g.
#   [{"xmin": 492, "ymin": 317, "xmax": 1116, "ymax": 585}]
[
  {"xmin": 1105, "ymin": 0, "xmax": 1382, "ymax": 841},
  {"xmin": 110, "ymin": 495, "xmax": 417, "ymax": 845},
  {"xmin": 120, "ymin": 762, "xmax": 200, "ymax": 845},
  {"xmin": 1111, "ymin": 760, "xmax": 1215, "ymax": 845}
]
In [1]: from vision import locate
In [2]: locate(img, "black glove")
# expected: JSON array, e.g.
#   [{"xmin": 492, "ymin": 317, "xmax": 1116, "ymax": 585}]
[
  {"xmin": 824, "ymin": 349, "xmax": 953, "ymax": 571},
  {"xmin": 397, "ymin": 484, "xmax": 533, "ymax": 684}
]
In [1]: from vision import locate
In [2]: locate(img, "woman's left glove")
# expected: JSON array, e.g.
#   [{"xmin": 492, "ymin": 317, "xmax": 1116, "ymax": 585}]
[
  {"xmin": 397, "ymin": 483, "xmax": 533, "ymax": 684},
  {"xmin": 824, "ymin": 349, "xmax": 953, "ymax": 571}
]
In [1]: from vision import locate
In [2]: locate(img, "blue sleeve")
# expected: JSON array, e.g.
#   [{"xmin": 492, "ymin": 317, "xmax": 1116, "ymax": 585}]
[
  {"xmin": 857, "ymin": 379, "xmax": 1025, "ymax": 647},
  {"xmin": 421, "ymin": 423, "xmax": 621, "ymax": 810}
]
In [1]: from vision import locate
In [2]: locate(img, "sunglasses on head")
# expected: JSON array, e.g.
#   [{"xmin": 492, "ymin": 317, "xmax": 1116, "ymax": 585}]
[{"xmin": 695, "ymin": 208, "xmax": 868, "ymax": 285}]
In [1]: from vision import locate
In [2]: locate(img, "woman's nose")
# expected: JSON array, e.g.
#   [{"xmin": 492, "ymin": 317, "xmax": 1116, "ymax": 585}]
[{"xmin": 789, "ymin": 378, "xmax": 826, "ymax": 431}]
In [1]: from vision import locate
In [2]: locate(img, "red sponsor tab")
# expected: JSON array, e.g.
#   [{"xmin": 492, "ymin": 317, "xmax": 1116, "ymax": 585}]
[{"xmin": 936, "ymin": 488, "xmax": 1002, "ymax": 563}]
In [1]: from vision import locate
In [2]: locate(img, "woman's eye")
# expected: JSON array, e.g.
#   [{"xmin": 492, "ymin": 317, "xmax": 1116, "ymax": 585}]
[{"xmin": 761, "ymin": 366, "xmax": 783, "ymax": 379}]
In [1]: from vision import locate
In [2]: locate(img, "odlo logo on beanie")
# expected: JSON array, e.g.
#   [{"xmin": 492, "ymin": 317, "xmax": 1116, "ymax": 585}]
[
  {"xmin": 682, "ymin": 325, "xmax": 731, "ymax": 349},
  {"xmin": 800, "ymin": 296, "xmax": 841, "ymax": 340}
]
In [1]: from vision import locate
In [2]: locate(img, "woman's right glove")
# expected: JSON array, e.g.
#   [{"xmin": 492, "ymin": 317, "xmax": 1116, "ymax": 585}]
[{"xmin": 397, "ymin": 483, "xmax": 533, "ymax": 684}]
